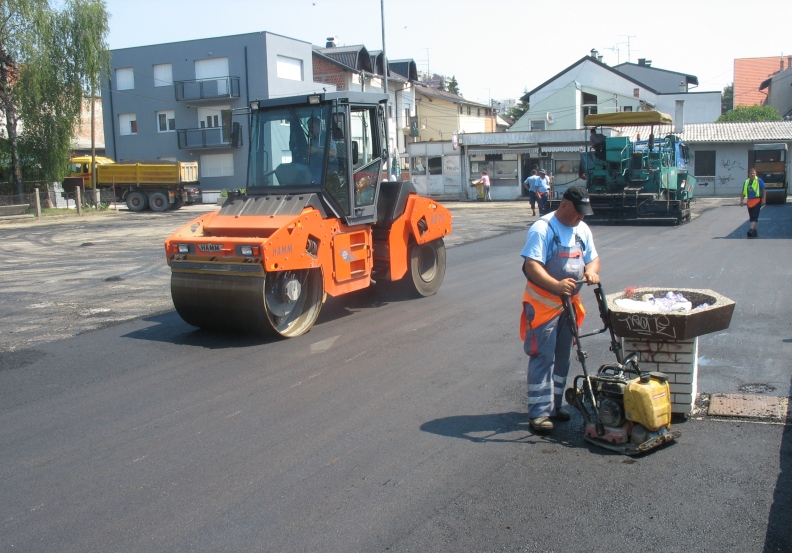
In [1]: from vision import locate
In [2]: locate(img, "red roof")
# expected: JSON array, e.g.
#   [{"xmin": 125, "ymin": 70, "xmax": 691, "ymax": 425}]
[{"xmin": 734, "ymin": 56, "xmax": 791, "ymax": 107}]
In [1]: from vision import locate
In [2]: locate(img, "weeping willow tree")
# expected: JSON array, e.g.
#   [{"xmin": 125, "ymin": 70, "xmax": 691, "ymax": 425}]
[{"xmin": 0, "ymin": 0, "xmax": 109, "ymax": 196}]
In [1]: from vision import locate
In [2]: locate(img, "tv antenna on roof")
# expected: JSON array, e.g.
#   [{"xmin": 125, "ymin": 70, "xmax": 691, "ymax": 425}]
[{"xmin": 620, "ymin": 35, "xmax": 636, "ymax": 63}]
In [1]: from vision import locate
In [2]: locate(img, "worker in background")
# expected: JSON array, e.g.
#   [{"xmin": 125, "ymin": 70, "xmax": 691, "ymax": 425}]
[
  {"xmin": 590, "ymin": 128, "xmax": 606, "ymax": 160},
  {"xmin": 523, "ymin": 168, "xmax": 539, "ymax": 216},
  {"xmin": 740, "ymin": 167, "xmax": 766, "ymax": 238},
  {"xmin": 535, "ymin": 169, "xmax": 550, "ymax": 214},
  {"xmin": 519, "ymin": 186, "xmax": 600, "ymax": 432},
  {"xmin": 480, "ymin": 170, "xmax": 492, "ymax": 202}
]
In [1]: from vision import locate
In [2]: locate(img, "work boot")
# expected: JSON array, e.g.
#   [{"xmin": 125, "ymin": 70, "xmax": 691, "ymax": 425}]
[
  {"xmin": 529, "ymin": 417, "xmax": 554, "ymax": 432},
  {"xmin": 552, "ymin": 407, "xmax": 571, "ymax": 421}
]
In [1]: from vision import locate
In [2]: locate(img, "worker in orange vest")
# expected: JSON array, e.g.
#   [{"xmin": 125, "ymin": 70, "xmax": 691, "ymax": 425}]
[
  {"xmin": 739, "ymin": 167, "xmax": 766, "ymax": 238},
  {"xmin": 519, "ymin": 186, "xmax": 600, "ymax": 432}
]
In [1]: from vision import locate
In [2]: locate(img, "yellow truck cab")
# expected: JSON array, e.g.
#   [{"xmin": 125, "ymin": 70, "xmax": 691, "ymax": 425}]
[{"xmin": 67, "ymin": 155, "xmax": 115, "ymax": 188}]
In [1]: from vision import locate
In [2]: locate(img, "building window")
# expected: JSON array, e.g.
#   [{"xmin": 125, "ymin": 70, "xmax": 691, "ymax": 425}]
[
  {"xmin": 119, "ymin": 113, "xmax": 137, "ymax": 135},
  {"xmin": 694, "ymin": 150, "xmax": 716, "ymax": 176},
  {"xmin": 116, "ymin": 68, "xmax": 134, "ymax": 90},
  {"xmin": 200, "ymin": 153, "xmax": 234, "ymax": 177},
  {"xmin": 530, "ymin": 120, "xmax": 546, "ymax": 131},
  {"xmin": 157, "ymin": 110, "xmax": 175, "ymax": 132},
  {"xmin": 428, "ymin": 156, "xmax": 443, "ymax": 175},
  {"xmin": 276, "ymin": 55, "xmax": 303, "ymax": 81},
  {"xmin": 153, "ymin": 63, "xmax": 173, "ymax": 87}
]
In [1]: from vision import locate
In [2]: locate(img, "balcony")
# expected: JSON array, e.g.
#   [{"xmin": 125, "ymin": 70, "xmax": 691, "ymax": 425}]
[
  {"xmin": 174, "ymin": 77, "xmax": 241, "ymax": 101},
  {"xmin": 177, "ymin": 125, "xmax": 242, "ymax": 150}
]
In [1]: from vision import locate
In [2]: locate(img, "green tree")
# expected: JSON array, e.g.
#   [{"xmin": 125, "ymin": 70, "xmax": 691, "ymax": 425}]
[
  {"xmin": 447, "ymin": 75, "xmax": 460, "ymax": 95},
  {"xmin": 721, "ymin": 83, "xmax": 733, "ymax": 114},
  {"xmin": 717, "ymin": 105, "xmax": 782, "ymax": 123},
  {"xmin": 0, "ymin": 0, "xmax": 109, "ymax": 197},
  {"xmin": 507, "ymin": 91, "xmax": 529, "ymax": 121}
]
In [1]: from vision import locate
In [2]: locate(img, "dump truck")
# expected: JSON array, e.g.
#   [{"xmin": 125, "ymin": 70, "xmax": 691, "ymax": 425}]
[
  {"xmin": 750, "ymin": 143, "xmax": 787, "ymax": 204},
  {"xmin": 164, "ymin": 91, "xmax": 452, "ymax": 338},
  {"xmin": 63, "ymin": 157, "xmax": 199, "ymax": 212},
  {"xmin": 551, "ymin": 111, "xmax": 696, "ymax": 224}
]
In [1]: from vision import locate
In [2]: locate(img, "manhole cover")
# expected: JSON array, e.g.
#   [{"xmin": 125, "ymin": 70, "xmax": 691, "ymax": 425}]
[
  {"xmin": 738, "ymin": 383, "xmax": 776, "ymax": 394},
  {"xmin": 708, "ymin": 393, "xmax": 787, "ymax": 419}
]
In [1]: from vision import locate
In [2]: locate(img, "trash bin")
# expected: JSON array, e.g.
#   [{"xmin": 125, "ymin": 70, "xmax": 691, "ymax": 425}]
[
  {"xmin": 606, "ymin": 287, "xmax": 735, "ymax": 416},
  {"xmin": 471, "ymin": 179, "xmax": 484, "ymax": 200}
]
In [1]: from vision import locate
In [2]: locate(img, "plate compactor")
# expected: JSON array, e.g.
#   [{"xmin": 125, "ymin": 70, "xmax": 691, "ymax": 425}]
[
  {"xmin": 563, "ymin": 282, "xmax": 680, "ymax": 455},
  {"xmin": 165, "ymin": 91, "xmax": 451, "ymax": 338}
]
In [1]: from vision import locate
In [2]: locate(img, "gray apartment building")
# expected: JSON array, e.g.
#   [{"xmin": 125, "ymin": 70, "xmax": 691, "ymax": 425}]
[{"xmin": 102, "ymin": 31, "xmax": 329, "ymax": 196}]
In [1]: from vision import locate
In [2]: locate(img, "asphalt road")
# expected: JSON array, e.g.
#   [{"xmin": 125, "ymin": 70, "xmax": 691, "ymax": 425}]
[{"xmin": 1, "ymin": 198, "xmax": 791, "ymax": 552}]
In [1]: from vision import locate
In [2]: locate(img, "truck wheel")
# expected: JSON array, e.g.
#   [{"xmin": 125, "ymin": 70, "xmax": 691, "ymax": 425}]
[
  {"xmin": 126, "ymin": 191, "xmax": 148, "ymax": 212},
  {"xmin": 149, "ymin": 192, "xmax": 170, "ymax": 212},
  {"xmin": 403, "ymin": 238, "xmax": 446, "ymax": 297}
]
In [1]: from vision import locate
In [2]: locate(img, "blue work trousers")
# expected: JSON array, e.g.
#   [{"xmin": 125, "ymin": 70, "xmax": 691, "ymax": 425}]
[{"xmin": 523, "ymin": 310, "xmax": 573, "ymax": 419}]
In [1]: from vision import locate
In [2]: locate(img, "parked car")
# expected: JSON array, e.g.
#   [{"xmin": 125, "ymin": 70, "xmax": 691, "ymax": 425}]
[{"xmin": 185, "ymin": 187, "xmax": 202, "ymax": 205}]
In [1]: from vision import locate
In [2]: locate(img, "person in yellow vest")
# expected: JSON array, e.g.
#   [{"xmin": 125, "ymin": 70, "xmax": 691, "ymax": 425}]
[
  {"xmin": 739, "ymin": 168, "xmax": 766, "ymax": 238},
  {"xmin": 520, "ymin": 186, "xmax": 600, "ymax": 432}
]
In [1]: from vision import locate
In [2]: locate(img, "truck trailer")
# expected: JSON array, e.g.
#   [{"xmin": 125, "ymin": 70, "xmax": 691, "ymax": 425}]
[{"xmin": 63, "ymin": 158, "xmax": 199, "ymax": 212}]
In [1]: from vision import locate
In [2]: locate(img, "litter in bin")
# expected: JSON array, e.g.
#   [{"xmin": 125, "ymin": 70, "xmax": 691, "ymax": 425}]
[{"xmin": 615, "ymin": 290, "xmax": 692, "ymax": 313}]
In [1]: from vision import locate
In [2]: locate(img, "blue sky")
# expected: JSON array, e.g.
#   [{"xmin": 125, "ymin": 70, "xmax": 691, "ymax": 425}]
[{"xmin": 104, "ymin": 0, "xmax": 790, "ymax": 104}]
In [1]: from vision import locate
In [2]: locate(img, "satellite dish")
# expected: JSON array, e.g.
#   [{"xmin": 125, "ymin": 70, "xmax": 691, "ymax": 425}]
[{"xmin": 546, "ymin": 112, "xmax": 556, "ymax": 125}]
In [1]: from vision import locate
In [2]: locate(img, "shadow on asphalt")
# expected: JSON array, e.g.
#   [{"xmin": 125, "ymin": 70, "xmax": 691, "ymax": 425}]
[
  {"xmin": 420, "ymin": 411, "xmax": 608, "ymax": 454},
  {"xmin": 763, "ymin": 372, "xmax": 792, "ymax": 552},
  {"xmin": 121, "ymin": 289, "xmax": 396, "ymax": 349}
]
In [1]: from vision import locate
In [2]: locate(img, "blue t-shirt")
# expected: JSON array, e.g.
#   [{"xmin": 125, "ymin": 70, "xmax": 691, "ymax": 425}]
[
  {"xmin": 521, "ymin": 213, "xmax": 598, "ymax": 266},
  {"xmin": 523, "ymin": 175, "xmax": 538, "ymax": 191}
]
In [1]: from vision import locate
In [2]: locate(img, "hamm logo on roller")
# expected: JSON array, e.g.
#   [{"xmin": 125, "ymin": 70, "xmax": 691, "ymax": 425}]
[{"xmin": 198, "ymin": 243, "xmax": 223, "ymax": 253}]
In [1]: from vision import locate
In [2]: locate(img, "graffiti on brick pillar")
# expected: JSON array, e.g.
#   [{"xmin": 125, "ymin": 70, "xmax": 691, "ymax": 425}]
[{"xmin": 616, "ymin": 313, "xmax": 677, "ymax": 339}]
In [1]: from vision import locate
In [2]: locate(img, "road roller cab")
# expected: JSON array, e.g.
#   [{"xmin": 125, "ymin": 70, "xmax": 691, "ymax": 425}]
[{"xmin": 165, "ymin": 91, "xmax": 452, "ymax": 338}]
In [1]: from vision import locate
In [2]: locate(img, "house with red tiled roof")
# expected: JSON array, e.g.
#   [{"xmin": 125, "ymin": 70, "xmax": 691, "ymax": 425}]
[{"xmin": 733, "ymin": 56, "xmax": 792, "ymax": 107}]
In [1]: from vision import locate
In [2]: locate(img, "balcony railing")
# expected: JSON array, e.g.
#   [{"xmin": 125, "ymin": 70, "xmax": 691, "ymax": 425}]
[
  {"xmin": 174, "ymin": 77, "xmax": 241, "ymax": 101},
  {"xmin": 177, "ymin": 126, "xmax": 242, "ymax": 150}
]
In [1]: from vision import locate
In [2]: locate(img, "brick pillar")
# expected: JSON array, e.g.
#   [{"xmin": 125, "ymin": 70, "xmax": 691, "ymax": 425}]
[{"xmin": 622, "ymin": 337, "xmax": 699, "ymax": 416}]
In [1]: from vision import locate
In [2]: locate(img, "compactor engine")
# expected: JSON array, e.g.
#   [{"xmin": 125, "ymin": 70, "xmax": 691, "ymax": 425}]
[{"xmin": 165, "ymin": 91, "xmax": 451, "ymax": 338}]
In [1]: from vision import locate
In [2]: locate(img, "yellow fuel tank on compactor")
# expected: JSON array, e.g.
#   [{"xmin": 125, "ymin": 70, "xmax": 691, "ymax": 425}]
[{"xmin": 623, "ymin": 373, "xmax": 673, "ymax": 432}]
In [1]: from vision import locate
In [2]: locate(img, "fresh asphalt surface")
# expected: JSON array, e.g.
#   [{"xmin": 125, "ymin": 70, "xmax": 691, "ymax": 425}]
[{"xmin": 1, "ymin": 199, "xmax": 791, "ymax": 552}]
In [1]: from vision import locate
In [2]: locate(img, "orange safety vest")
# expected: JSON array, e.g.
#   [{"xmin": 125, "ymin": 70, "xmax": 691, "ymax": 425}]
[{"xmin": 519, "ymin": 279, "xmax": 586, "ymax": 341}]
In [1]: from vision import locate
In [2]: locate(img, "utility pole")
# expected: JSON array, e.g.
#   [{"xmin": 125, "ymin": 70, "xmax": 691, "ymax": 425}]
[{"xmin": 380, "ymin": 0, "xmax": 391, "ymax": 178}]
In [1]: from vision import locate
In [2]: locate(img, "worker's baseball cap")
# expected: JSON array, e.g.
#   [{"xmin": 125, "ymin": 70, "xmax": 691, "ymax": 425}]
[{"xmin": 563, "ymin": 186, "xmax": 594, "ymax": 216}]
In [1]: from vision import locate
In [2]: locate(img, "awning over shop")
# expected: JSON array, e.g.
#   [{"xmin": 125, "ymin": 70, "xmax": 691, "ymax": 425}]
[
  {"xmin": 467, "ymin": 148, "xmax": 539, "ymax": 155},
  {"xmin": 540, "ymin": 146, "xmax": 585, "ymax": 153},
  {"xmin": 584, "ymin": 111, "xmax": 673, "ymax": 127}
]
